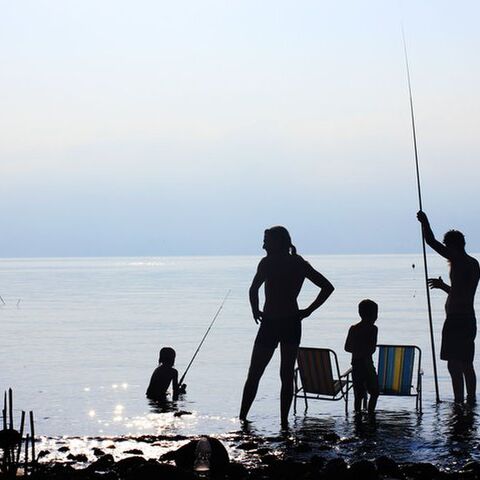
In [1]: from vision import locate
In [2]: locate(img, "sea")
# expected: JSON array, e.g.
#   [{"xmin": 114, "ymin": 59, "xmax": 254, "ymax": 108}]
[{"xmin": 1, "ymin": 254, "xmax": 480, "ymax": 468}]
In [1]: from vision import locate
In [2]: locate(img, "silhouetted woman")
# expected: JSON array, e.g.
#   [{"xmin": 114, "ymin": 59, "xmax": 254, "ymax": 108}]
[{"xmin": 239, "ymin": 226, "xmax": 334, "ymax": 427}]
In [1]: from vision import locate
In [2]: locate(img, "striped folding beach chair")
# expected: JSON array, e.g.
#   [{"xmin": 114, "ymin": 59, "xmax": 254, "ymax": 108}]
[
  {"xmin": 294, "ymin": 347, "xmax": 353, "ymax": 415},
  {"xmin": 376, "ymin": 345, "xmax": 423, "ymax": 412}
]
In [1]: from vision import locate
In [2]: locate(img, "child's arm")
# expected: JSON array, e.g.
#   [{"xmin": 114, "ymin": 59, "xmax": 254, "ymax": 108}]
[
  {"xmin": 172, "ymin": 369, "xmax": 180, "ymax": 401},
  {"xmin": 369, "ymin": 326, "xmax": 378, "ymax": 355}
]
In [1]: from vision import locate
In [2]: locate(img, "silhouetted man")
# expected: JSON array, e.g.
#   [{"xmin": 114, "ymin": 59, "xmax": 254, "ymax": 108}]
[{"xmin": 417, "ymin": 211, "xmax": 480, "ymax": 404}]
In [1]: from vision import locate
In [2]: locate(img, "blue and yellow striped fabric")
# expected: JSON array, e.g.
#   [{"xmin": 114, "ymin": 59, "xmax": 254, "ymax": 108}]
[
  {"xmin": 297, "ymin": 348, "xmax": 335, "ymax": 396},
  {"xmin": 378, "ymin": 346, "xmax": 415, "ymax": 395}
]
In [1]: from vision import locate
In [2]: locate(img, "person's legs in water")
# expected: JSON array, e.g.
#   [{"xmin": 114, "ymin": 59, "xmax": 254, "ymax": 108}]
[
  {"xmin": 463, "ymin": 361, "xmax": 476, "ymax": 404},
  {"xmin": 365, "ymin": 362, "xmax": 379, "ymax": 414},
  {"xmin": 352, "ymin": 362, "xmax": 367, "ymax": 413},
  {"xmin": 279, "ymin": 342, "xmax": 298, "ymax": 428},
  {"xmin": 239, "ymin": 343, "xmax": 276, "ymax": 421},
  {"xmin": 448, "ymin": 360, "xmax": 465, "ymax": 403}
]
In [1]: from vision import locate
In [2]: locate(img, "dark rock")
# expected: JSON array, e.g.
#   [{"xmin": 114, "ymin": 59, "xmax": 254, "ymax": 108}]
[
  {"xmin": 260, "ymin": 454, "xmax": 278, "ymax": 465},
  {"xmin": 58, "ymin": 446, "xmax": 70, "ymax": 452},
  {"xmin": 124, "ymin": 460, "xmax": 195, "ymax": 480},
  {"xmin": 463, "ymin": 461, "xmax": 480, "ymax": 474},
  {"xmin": 309, "ymin": 454, "xmax": 325, "ymax": 471},
  {"xmin": 87, "ymin": 454, "xmax": 115, "ymax": 472},
  {"xmin": 265, "ymin": 459, "xmax": 310, "ymax": 480},
  {"xmin": 375, "ymin": 456, "xmax": 400, "ymax": 477},
  {"xmin": 37, "ymin": 450, "xmax": 50, "ymax": 458},
  {"xmin": 256, "ymin": 447, "xmax": 272, "ymax": 455},
  {"xmin": 348, "ymin": 460, "xmax": 378, "ymax": 480},
  {"xmin": 115, "ymin": 456, "xmax": 148, "ymax": 476},
  {"xmin": 401, "ymin": 462, "xmax": 440, "ymax": 479},
  {"xmin": 227, "ymin": 462, "xmax": 250, "ymax": 480},
  {"xmin": 124, "ymin": 448, "xmax": 144, "ymax": 455},
  {"xmin": 173, "ymin": 410, "xmax": 192, "ymax": 417},
  {"xmin": 92, "ymin": 447, "xmax": 105, "ymax": 457},
  {"xmin": 66, "ymin": 453, "xmax": 88, "ymax": 462},
  {"xmin": 238, "ymin": 441, "xmax": 258, "ymax": 451},
  {"xmin": 34, "ymin": 463, "xmax": 77, "ymax": 480},
  {"xmin": 324, "ymin": 458, "xmax": 348, "ymax": 479},
  {"xmin": 293, "ymin": 442, "xmax": 312, "ymax": 453},
  {"xmin": 323, "ymin": 432, "xmax": 340, "ymax": 442}
]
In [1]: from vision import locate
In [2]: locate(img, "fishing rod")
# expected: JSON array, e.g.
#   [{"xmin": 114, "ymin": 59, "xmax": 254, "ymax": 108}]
[
  {"xmin": 402, "ymin": 27, "xmax": 440, "ymax": 403},
  {"xmin": 179, "ymin": 289, "xmax": 231, "ymax": 385}
]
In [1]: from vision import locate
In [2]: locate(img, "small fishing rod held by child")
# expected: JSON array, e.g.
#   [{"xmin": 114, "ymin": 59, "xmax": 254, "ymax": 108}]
[{"xmin": 179, "ymin": 290, "xmax": 231, "ymax": 386}]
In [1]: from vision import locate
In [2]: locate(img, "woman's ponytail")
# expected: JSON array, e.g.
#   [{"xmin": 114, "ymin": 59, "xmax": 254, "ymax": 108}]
[{"xmin": 290, "ymin": 244, "xmax": 297, "ymax": 256}]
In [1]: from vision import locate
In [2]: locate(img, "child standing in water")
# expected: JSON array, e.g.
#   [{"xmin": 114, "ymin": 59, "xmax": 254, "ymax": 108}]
[
  {"xmin": 345, "ymin": 299, "xmax": 379, "ymax": 414},
  {"xmin": 146, "ymin": 347, "xmax": 185, "ymax": 401}
]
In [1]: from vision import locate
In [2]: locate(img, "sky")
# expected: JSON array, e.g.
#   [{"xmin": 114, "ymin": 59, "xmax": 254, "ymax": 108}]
[{"xmin": 1, "ymin": 1, "xmax": 479, "ymax": 257}]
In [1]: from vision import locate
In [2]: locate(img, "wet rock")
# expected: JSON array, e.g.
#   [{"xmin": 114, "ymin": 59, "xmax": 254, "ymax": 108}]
[
  {"xmin": 92, "ymin": 447, "xmax": 105, "ymax": 457},
  {"xmin": 123, "ymin": 448, "xmax": 143, "ymax": 455},
  {"xmin": 260, "ymin": 454, "xmax": 278, "ymax": 465},
  {"xmin": 37, "ymin": 449, "xmax": 50, "ymax": 458},
  {"xmin": 114, "ymin": 456, "xmax": 148, "ymax": 477},
  {"xmin": 87, "ymin": 454, "xmax": 115, "ymax": 472},
  {"xmin": 124, "ymin": 460, "xmax": 195, "ymax": 480},
  {"xmin": 227, "ymin": 462, "xmax": 249, "ymax": 480},
  {"xmin": 256, "ymin": 447, "xmax": 272, "ymax": 455},
  {"xmin": 400, "ymin": 462, "xmax": 440, "ymax": 479},
  {"xmin": 375, "ymin": 456, "xmax": 400, "ymax": 477},
  {"xmin": 322, "ymin": 432, "xmax": 340, "ymax": 442},
  {"xmin": 265, "ymin": 459, "xmax": 310, "ymax": 480},
  {"xmin": 324, "ymin": 458, "xmax": 348, "ymax": 479},
  {"xmin": 348, "ymin": 460, "xmax": 378, "ymax": 480},
  {"xmin": 238, "ymin": 441, "xmax": 258, "ymax": 451},
  {"xmin": 309, "ymin": 454, "xmax": 325, "ymax": 471},
  {"xmin": 33, "ymin": 463, "xmax": 77, "ymax": 480},
  {"xmin": 58, "ymin": 446, "xmax": 70, "ymax": 452},
  {"xmin": 463, "ymin": 461, "xmax": 480, "ymax": 474},
  {"xmin": 293, "ymin": 442, "xmax": 312, "ymax": 453},
  {"xmin": 173, "ymin": 410, "xmax": 192, "ymax": 417},
  {"xmin": 66, "ymin": 453, "xmax": 88, "ymax": 462}
]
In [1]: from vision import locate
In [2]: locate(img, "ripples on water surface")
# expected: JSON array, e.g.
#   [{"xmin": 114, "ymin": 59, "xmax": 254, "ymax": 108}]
[{"xmin": 1, "ymin": 255, "xmax": 479, "ymax": 467}]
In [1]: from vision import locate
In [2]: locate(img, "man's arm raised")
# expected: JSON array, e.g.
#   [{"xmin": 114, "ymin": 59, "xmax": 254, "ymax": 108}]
[{"xmin": 417, "ymin": 211, "xmax": 451, "ymax": 260}]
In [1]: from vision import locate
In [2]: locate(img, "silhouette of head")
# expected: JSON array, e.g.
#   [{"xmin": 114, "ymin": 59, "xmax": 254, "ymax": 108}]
[
  {"xmin": 358, "ymin": 299, "xmax": 378, "ymax": 323},
  {"xmin": 443, "ymin": 230, "xmax": 465, "ymax": 251},
  {"xmin": 159, "ymin": 347, "xmax": 176, "ymax": 367},
  {"xmin": 263, "ymin": 226, "xmax": 297, "ymax": 255}
]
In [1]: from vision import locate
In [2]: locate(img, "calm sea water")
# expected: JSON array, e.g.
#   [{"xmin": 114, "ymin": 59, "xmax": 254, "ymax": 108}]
[{"xmin": 1, "ymin": 255, "xmax": 480, "ymax": 466}]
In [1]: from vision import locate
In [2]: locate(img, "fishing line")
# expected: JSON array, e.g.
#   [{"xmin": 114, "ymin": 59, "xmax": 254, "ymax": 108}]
[{"xmin": 179, "ymin": 290, "xmax": 231, "ymax": 385}]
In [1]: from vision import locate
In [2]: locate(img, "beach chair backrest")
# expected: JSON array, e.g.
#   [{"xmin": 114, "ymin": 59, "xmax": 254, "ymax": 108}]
[
  {"xmin": 377, "ymin": 345, "xmax": 415, "ymax": 395},
  {"xmin": 297, "ymin": 348, "xmax": 336, "ymax": 396}
]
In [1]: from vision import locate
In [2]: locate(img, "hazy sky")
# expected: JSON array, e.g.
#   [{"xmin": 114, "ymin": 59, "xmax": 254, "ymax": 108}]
[{"xmin": 1, "ymin": 1, "xmax": 479, "ymax": 256}]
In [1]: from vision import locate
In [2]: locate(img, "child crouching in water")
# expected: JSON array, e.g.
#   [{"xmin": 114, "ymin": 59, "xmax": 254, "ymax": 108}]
[
  {"xmin": 344, "ymin": 299, "xmax": 379, "ymax": 414},
  {"xmin": 146, "ymin": 347, "xmax": 185, "ymax": 401}
]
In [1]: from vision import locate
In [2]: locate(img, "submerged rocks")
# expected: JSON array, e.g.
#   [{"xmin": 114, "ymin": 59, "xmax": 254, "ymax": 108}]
[{"xmin": 348, "ymin": 460, "xmax": 378, "ymax": 480}]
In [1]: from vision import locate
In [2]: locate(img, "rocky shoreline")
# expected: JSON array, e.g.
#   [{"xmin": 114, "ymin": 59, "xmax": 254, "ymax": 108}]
[
  {"xmin": 29, "ymin": 454, "xmax": 480, "ymax": 480},
  {"xmin": 29, "ymin": 434, "xmax": 480, "ymax": 480}
]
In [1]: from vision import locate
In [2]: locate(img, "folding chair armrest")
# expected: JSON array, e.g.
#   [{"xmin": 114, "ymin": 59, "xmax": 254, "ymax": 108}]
[{"xmin": 340, "ymin": 367, "xmax": 352, "ymax": 378}]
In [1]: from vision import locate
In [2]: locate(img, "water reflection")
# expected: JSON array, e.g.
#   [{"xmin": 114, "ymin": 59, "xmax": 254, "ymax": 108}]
[{"xmin": 147, "ymin": 398, "xmax": 178, "ymax": 414}]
